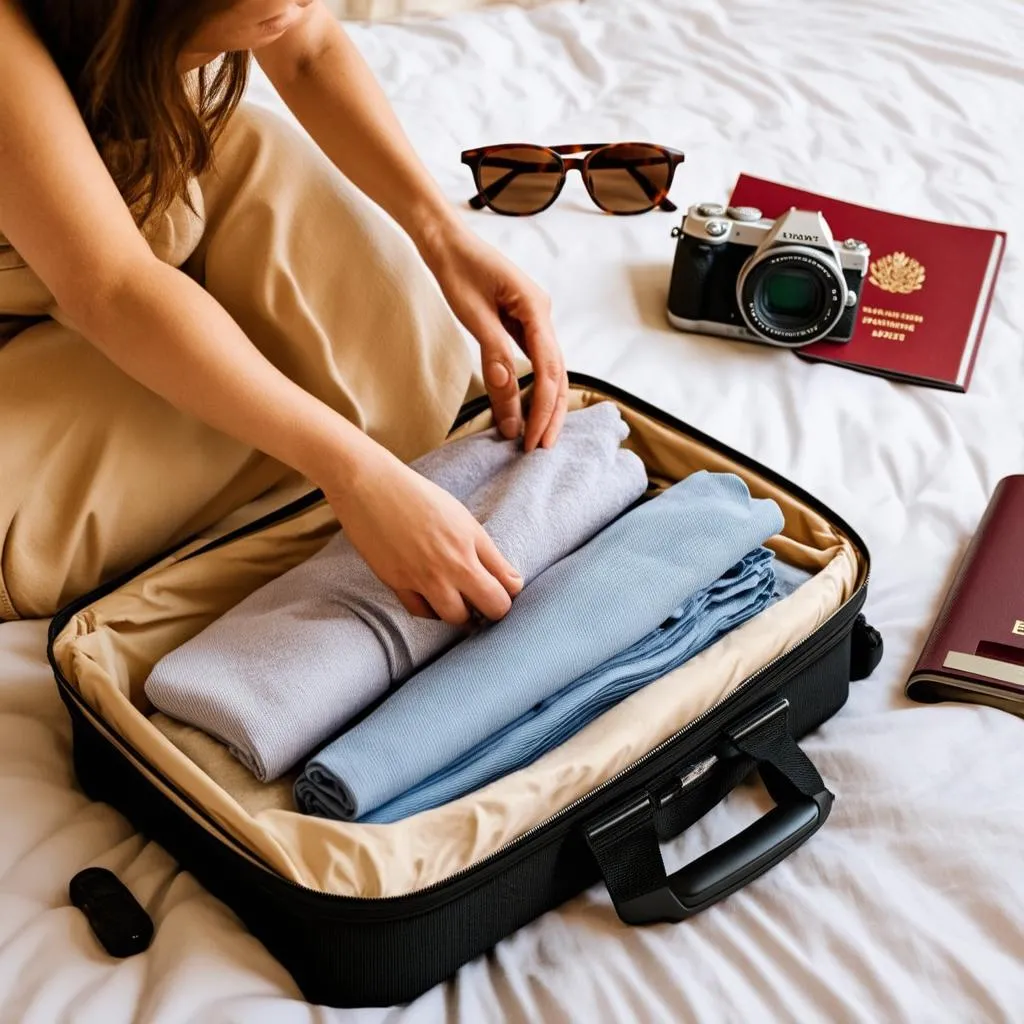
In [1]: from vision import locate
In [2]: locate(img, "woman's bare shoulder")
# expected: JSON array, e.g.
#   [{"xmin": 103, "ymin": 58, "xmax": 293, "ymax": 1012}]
[
  {"xmin": 0, "ymin": 0, "xmax": 62, "ymax": 87},
  {"xmin": 0, "ymin": 1, "xmax": 92, "ymax": 191},
  {"xmin": 0, "ymin": 0, "xmax": 37, "ymax": 40},
  {"xmin": 0, "ymin": 0, "xmax": 154, "ymax": 321}
]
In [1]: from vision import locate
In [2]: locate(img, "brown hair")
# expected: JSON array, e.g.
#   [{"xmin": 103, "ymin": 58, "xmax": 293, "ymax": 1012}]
[{"xmin": 20, "ymin": 0, "xmax": 250, "ymax": 225}]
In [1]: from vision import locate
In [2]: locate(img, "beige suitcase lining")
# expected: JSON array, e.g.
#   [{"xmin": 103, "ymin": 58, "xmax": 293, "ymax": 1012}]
[{"xmin": 52, "ymin": 386, "xmax": 864, "ymax": 899}]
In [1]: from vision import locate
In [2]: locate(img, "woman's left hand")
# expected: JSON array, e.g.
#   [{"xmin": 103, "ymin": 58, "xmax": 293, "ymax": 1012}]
[{"xmin": 419, "ymin": 224, "xmax": 568, "ymax": 451}]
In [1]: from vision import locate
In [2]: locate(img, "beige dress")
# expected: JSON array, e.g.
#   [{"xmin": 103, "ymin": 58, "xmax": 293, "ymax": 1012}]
[{"xmin": 0, "ymin": 105, "xmax": 474, "ymax": 619}]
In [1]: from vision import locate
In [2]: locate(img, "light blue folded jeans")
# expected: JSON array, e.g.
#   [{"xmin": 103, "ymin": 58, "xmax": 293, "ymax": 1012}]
[
  {"xmin": 356, "ymin": 546, "xmax": 777, "ymax": 822},
  {"xmin": 294, "ymin": 470, "xmax": 785, "ymax": 821}
]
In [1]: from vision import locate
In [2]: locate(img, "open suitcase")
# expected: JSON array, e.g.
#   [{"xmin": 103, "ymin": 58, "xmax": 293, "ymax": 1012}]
[{"xmin": 47, "ymin": 373, "xmax": 883, "ymax": 1008}]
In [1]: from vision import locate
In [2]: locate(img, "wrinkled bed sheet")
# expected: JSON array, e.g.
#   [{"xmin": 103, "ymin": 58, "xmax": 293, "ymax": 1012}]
[{"xmin": 3, "ymin": 0, "xmax": 1023, "ymax": 1019}]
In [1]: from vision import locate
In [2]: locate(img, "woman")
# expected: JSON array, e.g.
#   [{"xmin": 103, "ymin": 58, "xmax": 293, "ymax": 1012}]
[{"xmin": 0, "ymin": 0, "xmax": 568, "ymax": 625}]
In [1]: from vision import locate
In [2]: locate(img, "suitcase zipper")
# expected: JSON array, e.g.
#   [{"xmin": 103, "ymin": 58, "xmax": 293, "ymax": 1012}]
[{"xmin": 46, "ymin": 373, "xmax": 872, "ymax": 914}]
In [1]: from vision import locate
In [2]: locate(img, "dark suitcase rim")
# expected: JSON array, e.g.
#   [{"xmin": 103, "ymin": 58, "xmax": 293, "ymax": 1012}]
[{"xmin": 45, "ymin": 372, "xmax": 872, "ymax": 917}]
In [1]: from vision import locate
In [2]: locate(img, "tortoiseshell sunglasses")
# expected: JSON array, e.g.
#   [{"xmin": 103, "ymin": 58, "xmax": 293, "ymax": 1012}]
[{"xmin": 461, "ymin": 142, "xmax": 685, "ymax": 216}]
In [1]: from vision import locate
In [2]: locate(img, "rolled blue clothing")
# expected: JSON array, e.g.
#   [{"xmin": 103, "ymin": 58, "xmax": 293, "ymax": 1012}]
[
  {"xmin": 360, "ymin": 546, "xmax": 777, "ymax": 823},
  {"xmin": 294, "ymin": 470, "xmax": 785, "ymax": 822},
  {"xmin": 361, "ymin": 550, "xmax": 809, "ymax": 824},
  {"xmin": 144, "ymin": 401, "xmax": 648, "ymax": 782}
]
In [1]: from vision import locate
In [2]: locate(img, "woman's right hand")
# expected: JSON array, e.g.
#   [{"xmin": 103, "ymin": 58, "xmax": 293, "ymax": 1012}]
[{"xmin": 324, "ymin": 448, "xmax": 524, "ymax": 626}]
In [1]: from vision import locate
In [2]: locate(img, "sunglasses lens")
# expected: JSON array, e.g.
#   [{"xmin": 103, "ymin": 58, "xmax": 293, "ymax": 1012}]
[
  {"xmin": 477, "ymin": 146, "xmax": 563, "ymax": 214},
  {"xmin": 584, "ymin": 143, "xmax": 672, "ymax": 213}
]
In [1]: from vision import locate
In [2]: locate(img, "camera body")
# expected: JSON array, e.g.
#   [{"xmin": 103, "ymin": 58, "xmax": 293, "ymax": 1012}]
[{"xmin": 667, "ymin": 202, "xmax": 870, "ymax": 347}]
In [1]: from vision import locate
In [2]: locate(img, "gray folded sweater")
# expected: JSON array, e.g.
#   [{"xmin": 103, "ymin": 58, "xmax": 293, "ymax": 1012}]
[{"xmin": 145, "ymin": 402, "xmax": 649, "ymax": 781}]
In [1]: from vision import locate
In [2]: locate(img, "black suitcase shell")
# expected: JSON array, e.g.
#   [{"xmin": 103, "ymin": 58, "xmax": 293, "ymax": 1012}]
[{"xmin": 46, "ymin": 373, "xmax": 882, "ymax": 1007}]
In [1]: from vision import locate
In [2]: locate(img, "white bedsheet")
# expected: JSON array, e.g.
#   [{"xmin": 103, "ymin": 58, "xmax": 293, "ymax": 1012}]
[{"xmin": 3, "ymin": 0, "xmax": 1024, "ymax": 1019}]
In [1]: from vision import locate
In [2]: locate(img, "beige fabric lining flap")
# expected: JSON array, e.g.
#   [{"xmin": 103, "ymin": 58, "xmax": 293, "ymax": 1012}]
[{"xmin": 52, "ymin": 386, "xmax": 864, "ymax": 899}]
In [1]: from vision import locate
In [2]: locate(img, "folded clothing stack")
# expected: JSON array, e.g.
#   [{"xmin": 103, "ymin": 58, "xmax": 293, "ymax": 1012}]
[
  {"xmin": 144, "ymin": 402, "xmax": 649, "ymax": 782},
  {"xmin": 344, "ymin": 545, "xmax": 777, "ymax": 823},
  {"xmin": 295, "ymin": 470, "xmax": 785, "ymax": 823}
]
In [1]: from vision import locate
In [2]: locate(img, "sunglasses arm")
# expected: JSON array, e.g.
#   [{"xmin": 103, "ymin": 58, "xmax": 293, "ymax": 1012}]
[
  {"xmin": 466, "ymin": 164, "xmax": 534, "ymax": 210},
  {"xmin": 619, "ymin": 163, "xmax": 677, "ymax": 212}
]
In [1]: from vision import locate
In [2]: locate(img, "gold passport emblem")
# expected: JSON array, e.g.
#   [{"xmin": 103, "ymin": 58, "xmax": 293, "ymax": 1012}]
[
  {"xmin": 1014, "ymin": 620, "xmax": 1024, "ymax": 636},
  {"xmin": 869, "ymin": 251, "xmax": 927, "ymax": 294}
]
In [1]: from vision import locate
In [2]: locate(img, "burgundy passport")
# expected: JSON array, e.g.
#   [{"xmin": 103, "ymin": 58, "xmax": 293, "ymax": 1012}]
[{"xmin": 907, "ymin": 476, "xmax": 1024, "ymax": 713}]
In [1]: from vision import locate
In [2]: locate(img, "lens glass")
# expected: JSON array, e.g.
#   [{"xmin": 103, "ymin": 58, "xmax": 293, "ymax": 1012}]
[
  {"xmin": 478, "ymin": 146, "xmax": 564, "ymax": 214},
  {"xmin": 584, "ymin": 143, "xmax": 671, "ymax": 213},
  {"xmin": 762, "ymin": 269, "xmax": 820, "ymax": 317},
  {"xmin": 741, "ymin": 249, "xmax": 845, "ymax": 346}
]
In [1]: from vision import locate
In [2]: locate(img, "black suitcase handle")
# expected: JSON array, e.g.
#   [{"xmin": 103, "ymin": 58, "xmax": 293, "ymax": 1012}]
[{"xmin": 586, "ymin": 698, "xmax": 833, "ymax": 925}]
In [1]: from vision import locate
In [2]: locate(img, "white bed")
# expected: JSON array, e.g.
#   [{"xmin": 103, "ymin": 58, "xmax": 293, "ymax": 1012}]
[{"xmin": 3, "ymin": 0, "xmax": 1024, "ymax": 1019}]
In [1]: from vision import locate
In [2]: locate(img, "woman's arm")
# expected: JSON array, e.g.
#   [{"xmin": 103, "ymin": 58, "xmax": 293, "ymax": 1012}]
[
  {"xmin": 0, "ymin": 0, "xmax": 361, "ymax": 487},
  {"xmin": 256, "ymin": 3, "xmax": 568, "ymax": 452},
  {"xmin": 0, "ymin": 0, "xmax": 520, "ymax": 625}
]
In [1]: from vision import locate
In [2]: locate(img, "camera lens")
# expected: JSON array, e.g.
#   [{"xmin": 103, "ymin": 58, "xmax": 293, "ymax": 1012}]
[
  {"xmin": 737, "ymin": 248, "xmax": 846, "ymax": 347},
  {"xmin": 762, "ymin": 269, "xmax": 821, "ymax": 318}
]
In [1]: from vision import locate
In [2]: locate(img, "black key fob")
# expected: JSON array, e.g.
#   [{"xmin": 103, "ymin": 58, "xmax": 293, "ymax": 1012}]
[{"xmin": 69, "ymin": 867, "xmax": 154, "ymax": 958}]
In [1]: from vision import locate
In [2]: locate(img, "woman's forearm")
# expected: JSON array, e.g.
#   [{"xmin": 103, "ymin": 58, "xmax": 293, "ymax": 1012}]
[
  {"xmin": 78, "ymin": 259, "xmax": 382, "ymax": 490},
  {"xmin": 256, "ymin": 8, "xmax": 462, "ymax": 256}
]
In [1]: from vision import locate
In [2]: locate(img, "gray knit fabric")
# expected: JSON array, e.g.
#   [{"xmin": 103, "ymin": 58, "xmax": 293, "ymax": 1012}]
[{"xmin": 144, "ymin": 402, "xmax": 649, "ymax": 781}]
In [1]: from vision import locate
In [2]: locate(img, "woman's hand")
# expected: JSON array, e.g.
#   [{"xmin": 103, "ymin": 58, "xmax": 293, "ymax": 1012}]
[
  {"xmin": 324, "ymin": 447, "xmax": 524, "ymax": 626},
  {"xmin": 419, "ymin": 223, "xmax": 569, "ymax": 452},
  {"xmin": 318, "ymin": 221, "xmax": 560, "ymax": 625}
]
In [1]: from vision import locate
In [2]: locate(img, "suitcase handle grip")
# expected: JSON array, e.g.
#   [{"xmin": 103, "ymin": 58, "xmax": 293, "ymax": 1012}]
[{"xmin": 585, "ymin": 697, "xmax": 833, "ymax": 925}]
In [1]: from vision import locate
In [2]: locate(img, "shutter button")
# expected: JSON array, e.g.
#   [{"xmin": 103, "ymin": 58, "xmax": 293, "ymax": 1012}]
[{"xmin": 705, "ymin": 220, "xmax": 729, "ymax": 238}]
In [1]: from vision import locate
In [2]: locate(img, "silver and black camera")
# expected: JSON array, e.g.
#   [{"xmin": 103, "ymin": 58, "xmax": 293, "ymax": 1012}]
[{"xmin": 667, "ymin": 202, "xmax": 870, "ymax": 347}]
